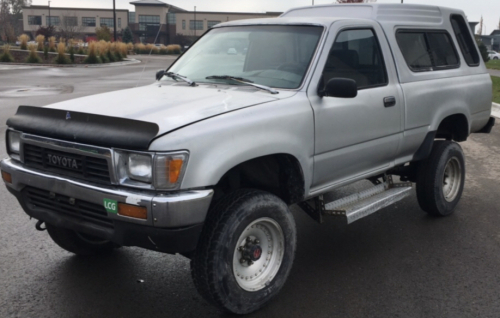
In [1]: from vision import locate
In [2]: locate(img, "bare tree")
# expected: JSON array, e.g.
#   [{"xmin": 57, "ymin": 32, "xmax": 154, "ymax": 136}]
[
  {"xmin": 337, "ymin": 0, "xmax": 377, "ymax": 3},
  {"xmin": 477, "ymin": 16, "xmax": 483, "ymax": 35},
  {"xmin": 58, "ymin": 11, "xmax": 85, "ymax": 40},
  {"xmin": 0, "ymin": 0, "xmax": 16, "ymax": 42}
]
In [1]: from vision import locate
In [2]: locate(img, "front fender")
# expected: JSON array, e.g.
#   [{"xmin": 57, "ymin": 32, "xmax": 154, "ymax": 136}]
[{"xmin": 149, "ymin": 93, "xmax": 315, "ymax": 195}]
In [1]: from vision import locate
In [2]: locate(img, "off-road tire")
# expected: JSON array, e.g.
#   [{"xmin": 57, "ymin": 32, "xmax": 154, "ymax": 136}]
[
  {"xmin": 46, "ymin": 223, "xmax": 117, "ymax": 256},
  {"xmin": 190, "ymin": 189, "xmax": 296, "ymax": 314},
  {"xmin": 416, "ymin": 140, "xmax": 465, "ymax": 216}
]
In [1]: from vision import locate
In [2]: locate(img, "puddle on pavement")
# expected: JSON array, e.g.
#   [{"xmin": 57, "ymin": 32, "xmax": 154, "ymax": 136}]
[{"xmin": 0, "ymin": 85, "xmax": 74, "ymax": 97}]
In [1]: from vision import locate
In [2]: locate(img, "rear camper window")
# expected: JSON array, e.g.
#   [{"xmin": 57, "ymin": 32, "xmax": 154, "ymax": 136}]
[
  {"xmin": 450, "ymin": 15, "xmax": 480, "ymax": 66},
  {"xmin": 396, "ymin": 30, "xmax": 460, "ymax": 72}
]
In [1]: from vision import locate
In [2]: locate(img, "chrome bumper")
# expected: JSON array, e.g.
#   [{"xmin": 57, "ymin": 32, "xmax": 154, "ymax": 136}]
[{"xmin": 1, "ymin": 158, "xmax": 213, "ymax": 228}]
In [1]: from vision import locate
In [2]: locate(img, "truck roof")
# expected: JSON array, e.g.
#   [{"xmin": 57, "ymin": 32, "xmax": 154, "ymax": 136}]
[{"xmin": 216, "ymin": 4, "xmax": 466, "ymax": 28}]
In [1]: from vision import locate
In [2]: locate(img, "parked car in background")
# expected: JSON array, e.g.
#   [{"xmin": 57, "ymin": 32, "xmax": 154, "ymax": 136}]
[{"xmin": 489, "ymin": 50, "xmax": 500, "ymax": 60}]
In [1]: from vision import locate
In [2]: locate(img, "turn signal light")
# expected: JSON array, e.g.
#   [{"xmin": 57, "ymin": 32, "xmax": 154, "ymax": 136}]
[
  {"xmin": 118, "ymin": 203, "xmax": 147, "ymax": 220},
  {"xmin": 169, "ymin": 159, "xmax": 184, "ymax": 183},
  {"xmin": 1, "ymin": 171, "xmax": 12, "ymax": 184}
]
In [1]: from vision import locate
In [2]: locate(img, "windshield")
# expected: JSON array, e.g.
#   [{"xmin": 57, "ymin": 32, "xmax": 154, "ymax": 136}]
[{"xmin": 165, "ymin": 25, "xmax": 324, "ymax": 89}]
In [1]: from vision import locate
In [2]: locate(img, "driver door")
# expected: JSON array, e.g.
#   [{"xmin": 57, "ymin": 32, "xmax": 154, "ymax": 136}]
[{"xmin": 307, "ymin": 21, "xmax": 404, "ymax": 193}]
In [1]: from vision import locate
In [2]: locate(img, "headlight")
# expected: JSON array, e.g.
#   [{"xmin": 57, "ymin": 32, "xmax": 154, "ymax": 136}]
[
  {"xmin": 7, "ymin": 130, "xmax": 21, "ymax": 160},
  {"xmin": 128, "ymin": 153, "xmax": 153, "ymax": 183},
  {"xmin": 115, "ymin": 151, "xmax": 153, "ymax": 185},
  {"xmin": 154, "ymin": 152, "xmax": 189, "ymax": 190},
  {"xmin": 115, "ymin": 150, "xmax": 188, "ymax": 190}
]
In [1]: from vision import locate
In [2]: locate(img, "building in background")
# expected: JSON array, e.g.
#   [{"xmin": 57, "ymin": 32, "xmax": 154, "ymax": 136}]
[
  {"xmin": 22, "ymin": 0, "xmax": 281, "ymax": 44},
  {"xmin": 22, "ymin": 5, "xmax": 129, "ymax": 41}
]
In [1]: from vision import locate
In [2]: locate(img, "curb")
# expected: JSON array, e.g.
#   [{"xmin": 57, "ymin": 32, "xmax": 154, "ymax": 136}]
[
  {"xmin": 492, "ymin": 103, "xmax": 500, "ymax": 119},
  {"xmin": 0, "ymin": 58, "xmax": 141, "ymax": 68}
]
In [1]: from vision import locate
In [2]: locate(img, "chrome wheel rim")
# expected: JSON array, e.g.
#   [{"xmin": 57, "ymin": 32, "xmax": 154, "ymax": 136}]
[
  {"xmin": 232, "ymin": 217, "xmax": 284, "ymax": 292},
  {"xmin": 443, "ymin": 157, "xmax": 462, "ymax": 202}
]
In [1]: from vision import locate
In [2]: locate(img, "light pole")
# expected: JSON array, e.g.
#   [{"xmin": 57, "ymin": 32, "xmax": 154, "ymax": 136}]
[
  {"xmin": 48, "ymin": 1, "xmax": 51, "ymax": 27},
  {"xmin": 194, "ymin": 6, "xmax": 196, "ymax": 37},
  {"xmin": 113, "ymin": 0, "xmax": 117, "ymax": 41}
]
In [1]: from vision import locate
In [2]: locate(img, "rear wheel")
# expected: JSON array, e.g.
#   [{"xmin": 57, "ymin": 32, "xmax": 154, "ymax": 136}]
[
  {"xmin": 416, "ymin": 140, "xmax": 465, "ymax": 216},
  {"xmin": 191, "ymin": 189, "xmax": 296, "ymax": 314},
  {"xmin": 46, "ymin": 223, "xmax": 117, "ymax": 256}
]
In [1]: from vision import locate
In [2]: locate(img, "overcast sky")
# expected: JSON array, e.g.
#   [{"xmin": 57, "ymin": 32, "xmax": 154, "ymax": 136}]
[{"xmin": 31, "ymin": 0, "xmax": 500, "ymax": 35}]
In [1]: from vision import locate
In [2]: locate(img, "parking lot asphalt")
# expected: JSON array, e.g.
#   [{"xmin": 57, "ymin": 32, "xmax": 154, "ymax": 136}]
[{"xmin": 1, "ymin": 57, "xmax": 500, "ymax": 318}]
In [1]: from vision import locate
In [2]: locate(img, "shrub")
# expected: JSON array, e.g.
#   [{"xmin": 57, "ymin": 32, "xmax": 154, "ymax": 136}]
[
  {"xmin": 43, "ymin": 45, "xmax": 49, "ymax": 59},
  {"xmin": 117, "ymin": 42, "xmax": 128, "ymax": 58},
  {"xmin": 18, "ymin": 34, "xmax": 29, "ymax": 50},
  {"xmin": 35, "ymin": 34, "xmax": 45, "ymax": 51},
  {"xmin": 159, "ymin": 45, "xmax": 168, "ymax": 55},
  {"xmin": 122, "ymin": 26, "xmax": 133, "ymax": 44},
  {"xmin": 68, "ymin": 39, "xmax": 75, "ymax": 63},
  {"xmin": 134, "ymin": 43, "xmax": 146, "ymax": 54},
  {"xmin": 83, "ymin": 41, "xmax": 100, "ymax": 64},
  {"xmin": 48, "ymin": 37, "xmax": 56, "ymax": 52},
  {"xmin": 55, "ymin": 42, "xmax": 69, "ymax": 64},
  {"xmin": 166, "ymin": 44, "xmax": 181, "ymax": 54},
  {"xmin": 126, "ymin": 42, "xmax": 134, "ymax": 53},
  {"xmin": 478, "ymin": 41, "xmax": 490, "ymax": 63},
  {"xmin": 146, "ymin": 44, "xmax": 159, "ymax": 54},
  {"xmin": 26, "ymin": 44, "xmax": 42, "ymax": 63},
  {"xmin": 0, "ymin": 45, "xmax": 14, "ymax": 62},
  {"xmin": 96, "ymin": 26, "xmax": 112, "ymax": 42}
]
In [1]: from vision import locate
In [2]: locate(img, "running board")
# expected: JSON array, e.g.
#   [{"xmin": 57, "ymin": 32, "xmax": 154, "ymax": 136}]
[
  {"xmin": 324, "ymin": 186, "xmax": 412, "ymax": 224},
  {"xmin": 298, "ymin": 177, "xmax": 413, "ymax": 224}
]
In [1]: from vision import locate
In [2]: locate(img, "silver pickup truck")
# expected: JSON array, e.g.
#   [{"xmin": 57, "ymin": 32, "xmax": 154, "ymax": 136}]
[{"xmin": 1, "ymin": 3, "xmax": 496, "ymax": 314}]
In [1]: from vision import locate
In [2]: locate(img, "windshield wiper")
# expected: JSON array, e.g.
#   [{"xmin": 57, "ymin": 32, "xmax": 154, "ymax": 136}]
[
  {"xmin": 165, "ymin": 72, "xmax": 196, "ymax": 86},
  {"xmin": 205, "ymin": 75, "xmax": 279, "ymax": 95},
  {"xmin": 206, "ymin": 75, "xmax": 254, "ymax": 83}
]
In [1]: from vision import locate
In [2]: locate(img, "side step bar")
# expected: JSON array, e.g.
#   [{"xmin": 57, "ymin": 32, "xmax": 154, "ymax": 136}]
[{"xmin": 298, "ymin": 176, "xmax": 412, "ymax": 224}]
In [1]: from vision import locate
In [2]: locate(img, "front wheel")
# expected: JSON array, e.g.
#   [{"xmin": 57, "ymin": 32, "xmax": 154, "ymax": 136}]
[
  {"xmin": 191, "ymin": 189, "xmax": 296, "ymax": 314},
  {"xmin": 416, "ymin": 140, "xmax": 465, "ymax": 216}
]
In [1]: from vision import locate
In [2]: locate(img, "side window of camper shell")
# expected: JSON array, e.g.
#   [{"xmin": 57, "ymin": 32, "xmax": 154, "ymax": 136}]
[
  {"xmin": 450, "ymin": 14, "xmax": 480, "ymax": 67},
  {"xmin": 396, "ymin": 30, "xmax": 460, "ymax": 72}
]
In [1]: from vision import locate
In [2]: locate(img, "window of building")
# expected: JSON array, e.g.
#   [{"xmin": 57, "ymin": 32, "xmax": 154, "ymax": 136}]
[
  {"xmin": 323, "ymin": 29, "xmax": 388, "ymax": 90},
  {"xmin": 100, "ymin": 18, "xmax": 114, "ymax": 28},
  {"xmin": 118, "ymin": 18, "xmax": 121, "ymax": 28},
  {"xmin": 450, "ymin": 15, "xmax": 480, "ymax": 67},
  {"xmin": 182, "ymin": 20, "xmax": 186, "ymax": 30},
  {"xmin": 28, "ymin": 15, "xmax": 42, "ymax": 25},
  {"xmin": 46, "ymin": 16, "xmax": 60, "ymax": 26},
  {"xmin": 82, "ymin": 17, "xmax": 96, "ymax": 27},
  {"xmin": 396, "ymin": 30, "xmax": 460, "ymax": 72},
  {"xmin": 129, "ymin": 12, "xmax": 135, "ymax": 24},
  {"xmin": 207, "ymin": 21, "xmax": 221, "ymax": 29},
  {"xmin": 138, "ymin": 15, "xmax": 160, "ymax": 31},
  {"xmin": 167, "ymin": 13, "xmax": 176, "ymax": 25},
  {"xmin": 190, "ymin": 20, "xmax": 203, "ymax": 30},
  {"xmin": 63, "ymin": 16, "xmax": 78, "ymax": 27}
]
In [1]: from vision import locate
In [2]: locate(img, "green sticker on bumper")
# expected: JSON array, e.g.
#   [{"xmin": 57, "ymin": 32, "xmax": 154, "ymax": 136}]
[{"xmin": 104, "ymin": 199, "xmax": 118, "ymax": 214}]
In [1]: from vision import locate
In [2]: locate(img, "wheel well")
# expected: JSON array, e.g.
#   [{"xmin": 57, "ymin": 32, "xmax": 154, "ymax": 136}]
[
  {"xmin": 213, "ymin": 154, "xmax": 305, "ymax": 205},
  {"xmin": 436, "ymin": 114, "xmax": 469, "ymax": 142}
]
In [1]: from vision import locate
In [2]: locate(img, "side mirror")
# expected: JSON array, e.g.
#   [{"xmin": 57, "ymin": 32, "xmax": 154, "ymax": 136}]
[
  {"xmin": 321, "ymin": 78, "xmax": 357, "ymax": 98},
  {"xmin": 156, "ymin": 70, "xmax": 165, "ymax": 81}
]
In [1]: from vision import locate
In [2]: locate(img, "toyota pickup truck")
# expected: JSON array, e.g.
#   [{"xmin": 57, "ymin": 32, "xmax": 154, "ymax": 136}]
[{"xmin": 1, "ymin": 3, "xmax": 496, "ymax": 314}]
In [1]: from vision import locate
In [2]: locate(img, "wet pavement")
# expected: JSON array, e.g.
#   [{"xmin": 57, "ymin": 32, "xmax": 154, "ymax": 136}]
[{"xmin": 1, "ymin": 57, "xmax": 500, "ymax": 318}]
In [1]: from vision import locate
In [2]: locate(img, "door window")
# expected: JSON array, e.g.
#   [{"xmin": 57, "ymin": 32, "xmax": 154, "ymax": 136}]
[{"xmin": 322, "ymin": 29, "xmax": 388, "ymax": 90}]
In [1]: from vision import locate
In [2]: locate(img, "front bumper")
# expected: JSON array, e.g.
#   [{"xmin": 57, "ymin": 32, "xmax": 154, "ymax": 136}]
[{"xmin": 1, "ymin": 158, "xmax": 213, "ymax": 254}]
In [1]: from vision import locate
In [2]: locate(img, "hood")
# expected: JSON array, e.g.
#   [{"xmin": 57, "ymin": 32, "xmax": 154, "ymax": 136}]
[{"xmin": 46, "ymin": 83, "xmax": 295, "ymax": 136}]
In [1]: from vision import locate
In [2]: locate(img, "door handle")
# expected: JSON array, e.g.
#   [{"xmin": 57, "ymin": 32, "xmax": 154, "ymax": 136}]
[{"xmin": 384, "ymin": 96, "xmax": 396, "ymax": 107}]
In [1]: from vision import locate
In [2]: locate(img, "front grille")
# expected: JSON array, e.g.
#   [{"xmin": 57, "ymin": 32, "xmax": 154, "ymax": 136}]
[
  {"xmin": 23, "ymin": 144, "xmax": 111, "ymax": 184},
  {"xmin": 25, "ymin": 187, "xmax": 114, "ymax": 229}
]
